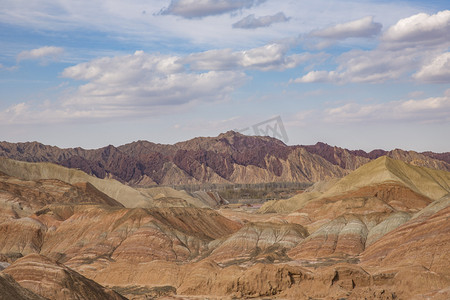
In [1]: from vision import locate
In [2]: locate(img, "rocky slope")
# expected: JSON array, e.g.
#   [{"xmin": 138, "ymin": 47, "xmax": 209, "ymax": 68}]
[
  {"xmin": 259, "ymin": 156, "xmax": 449, "ymax": 266},
  {"xmin": 207, "ymin": 222, "xmax": 308, "ymax": 265},
  {"xmin": 0, "ymin": 157, "xmax": 153, "ymax": 208},
  {"xmin": 261, "ymin": 156, "xmax": 450, "ymax": 214},
  {"xmin": 358, "ymin": 196, "xmax": 450, "ymax": 299},
  {"xmin": 0, "ymin": 158, "xmax": 225, "ymax": 209},
  {"xmin": 3, "ymin": 254, "xmax": 126, "ymax": 300},
  {"xmin": 1, "ymin": 131, "xmax": 448, "ymax": 186},
  {"xmin": 0, "ymin": 171, "xmax": 123, "ymax": 215},
  {"xmin": 0, "ymin": 272, "xmax": 46, "ymax": 300}
]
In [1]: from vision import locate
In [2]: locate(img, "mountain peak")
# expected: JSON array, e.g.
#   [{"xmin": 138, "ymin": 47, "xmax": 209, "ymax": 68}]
[{"xmin": 218, "ymin": 130, "xmax": 244, "ymax": 139}]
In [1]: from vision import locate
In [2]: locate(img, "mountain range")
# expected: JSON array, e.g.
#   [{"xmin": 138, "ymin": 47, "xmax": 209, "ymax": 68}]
[{"xmin": 1, "ymin": 131, "xmax": 449, "ymax": 186}]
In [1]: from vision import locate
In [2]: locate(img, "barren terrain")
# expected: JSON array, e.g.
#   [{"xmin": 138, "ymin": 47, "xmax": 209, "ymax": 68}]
[{"xmin": 0, "ymin": 135, "xmax": 449, "ymax": 299}]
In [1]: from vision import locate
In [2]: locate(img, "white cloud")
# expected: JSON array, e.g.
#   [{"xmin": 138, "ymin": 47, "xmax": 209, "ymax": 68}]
[
  {"xmin": 382, "ymin": 10, "xmax": 450, "ymax": 48},
  {"xmin": 413, "ymin": 52, "xmax": 450, "ymax": 83},
  {"xmin": 183, "ymin": 49, "xmax": 241, "ymax": 70},
  {"xmin": 0, "ymin": 50, "xmax": 249, "ymax": 125},
  {"xmin": 293, "ymin": 10, "xmax": 450, "ymax": 84},
  {"xmin": 240, "ymin": 43, "xmax": 293, "ymax": 70},
  {"xmin": 325, "ymin": 90, "xmax": 450, "ymax": 123},
  {"xmin": 0, "ymin": 63, "xmax": 18, "ymax": 71},
  {"xmin": 17, "ymin": 46, "xmax": 64, "ymax": 62},
  {"xmin": 6, "ymin": 102, "xmax": 29, "ymax": 116},
  {"xmin": 292, "ymin": 47, "xmax": 422, "ymax": 84},
  {"xmin": 61, "ymin": 51, "xmax": 246, "ymax": 109},
  {"xmin": 400, "ymin": 94, "xmax": 450, "ymax": 112},
  {"xmin": 291, "ymin": 70, "xmax": 339, "ymax": 83},
  {"xmin": 311, "ymin": 16, "xmax": 382, "ymax": 39},
  {"xmin": 232, "ymin": 12, "xmax": 289, "ymax": 29},
  {"xmin": 183, "ymin": 43, "xmax": 326, "ymax": 71},
  {"xmin": 159, "ymin": 0, "xmax": 265, "ymax": 18}
]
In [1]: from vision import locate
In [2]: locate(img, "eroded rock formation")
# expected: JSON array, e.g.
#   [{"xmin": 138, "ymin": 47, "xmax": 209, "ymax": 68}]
[{"xmin": 0, "ymin": 155, "xmax": 449, "ymax": 299}]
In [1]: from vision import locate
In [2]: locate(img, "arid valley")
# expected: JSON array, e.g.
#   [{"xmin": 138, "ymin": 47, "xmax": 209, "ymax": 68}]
[{"xmin": 0, "ymin": 132, "xmax": 449, "ymax": 299}]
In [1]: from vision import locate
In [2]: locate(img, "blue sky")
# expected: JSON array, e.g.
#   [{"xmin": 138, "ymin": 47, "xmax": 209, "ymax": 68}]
[{"xmin": 0, "ymin": 0, "xmax": 449, "ymax": 152}]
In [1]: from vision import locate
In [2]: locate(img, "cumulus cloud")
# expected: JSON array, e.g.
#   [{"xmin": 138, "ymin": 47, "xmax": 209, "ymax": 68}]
[
  {"xmin": 0, "ymin": 39, "xmax": 323, "ymax": 124},
  {"xmin": 61, "ymin": 51, "xmax": 246, "ymax": 111},
  {"xmin": 382, "ymin": 10, "xmax": 450, "ymax": 48},
  {"xmin": 293, "ymin": 10, "xmax": 450, "ymax": 84},
  {"xmin": 232, "ymin": 12, "xmax": 289, "ymax": 29},
  {"xmin": 183, "ymin": 43, "xmax": 325, "ymax": 71},
  {"xmin": 292, "ymin": 47, "xmax": 421, "ymax": 84},
  {"xmin": 0, "ymin": 50, "xmax": 249, "ymax": 125},
  {"xmin": 239, "ymin": 43, "xmax": 302, "ymax": 70},
  {"xmin": 413, "ymin": 52, "xmax": 450, "ymax": 83},
  {"xmin": 325, "ymin": 90, "xmax": 450, "ymax": 123},
  {"xmin": 17, "ymin": 46, "xmax": 64, "ymax": 62},
  {"xmin": 291, "ymin": 70, "xmax": 339, "ymax": 83},
  {"xmin": 159, "ymin": 0, "xmax": 265, "ymax": 18},
  {"xmin": 311, "ymin": 16, "xmax": 382, "ymax": 39}
]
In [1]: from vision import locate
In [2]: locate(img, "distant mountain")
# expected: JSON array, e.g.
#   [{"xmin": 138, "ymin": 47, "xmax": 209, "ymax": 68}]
[{"xmin": 0, "ymin": 131, "xmax": 448, "ymax": 186}]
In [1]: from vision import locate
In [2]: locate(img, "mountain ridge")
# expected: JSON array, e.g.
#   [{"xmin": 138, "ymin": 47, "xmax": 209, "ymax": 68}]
[{"xmin": 1, "ymin": 131, "xmax": 449, "ymax": 186}]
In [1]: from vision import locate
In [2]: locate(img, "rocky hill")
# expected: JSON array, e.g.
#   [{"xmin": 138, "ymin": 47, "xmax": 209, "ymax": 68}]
[
  {"xmin": 260, "ymin": 156, "xmax": 450, "ymax": 214},
  {"xmin": 1, "ymin": 131, "xmax": 448, "ymax": 186},
  {"xmin": 3, "ymin": 254, "xmax": 126, "ymax": 300}
]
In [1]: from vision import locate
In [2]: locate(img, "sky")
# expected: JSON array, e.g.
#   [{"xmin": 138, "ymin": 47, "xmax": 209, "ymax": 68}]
[{"xmin": 0, "ymin": 0, "xmax": 449, "ymax": 152}]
